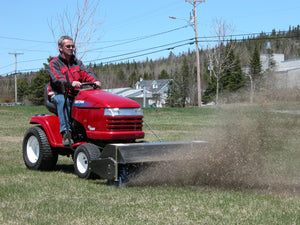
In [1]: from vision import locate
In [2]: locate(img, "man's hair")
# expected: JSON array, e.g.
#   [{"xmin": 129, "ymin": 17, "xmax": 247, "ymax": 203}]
[{"xmin": 58, "ymin": 35, "xmax": 73, "ymax": 47}]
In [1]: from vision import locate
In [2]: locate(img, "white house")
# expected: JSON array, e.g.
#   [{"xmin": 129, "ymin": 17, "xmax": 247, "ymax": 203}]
[
  {"xmin": 260, "ymin": 53, "xmax": 300, "ymax": 89},
  {"xmin": 135, "ymin": 78, "xmax": 171, "ymax": 107},
  {"xmin": 105, "ymin": 78, "xmax": 172, "ymax": 108},
  {"xmin": 104, "ymin": 87, "xmax": 152, "ymax": 107}
]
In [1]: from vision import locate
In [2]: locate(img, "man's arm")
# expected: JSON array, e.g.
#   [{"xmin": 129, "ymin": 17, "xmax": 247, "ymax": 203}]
[
  {"xmin": 48, "ymin": 57, "xmax": 69, "ymax": 91},
  {"xmin": 77, "ymin": 59, "xmax": 101, "ymax": 87}
]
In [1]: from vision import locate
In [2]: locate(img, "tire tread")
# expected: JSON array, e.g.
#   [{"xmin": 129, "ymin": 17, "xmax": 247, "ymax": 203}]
[{"xmin": 23, "ymin": 126, "xmax": 58, "ymax": 170}]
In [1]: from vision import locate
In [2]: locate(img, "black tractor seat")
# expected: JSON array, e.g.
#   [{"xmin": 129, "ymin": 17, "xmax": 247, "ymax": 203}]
[{"xmin": 44, "ymin": 83, "xmax": 57, "ymax": 114}]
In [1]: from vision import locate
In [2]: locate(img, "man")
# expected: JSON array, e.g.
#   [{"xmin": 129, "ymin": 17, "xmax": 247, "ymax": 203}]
[{"xmin": 48, "ymin": 35, "xmax": 101, "ymax": 145}]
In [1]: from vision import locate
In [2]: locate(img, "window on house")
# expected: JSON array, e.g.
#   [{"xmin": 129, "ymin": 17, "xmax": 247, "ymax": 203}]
[{"xmin": 152, "ymin": 81, "xmax": 158, "ymax": 89}]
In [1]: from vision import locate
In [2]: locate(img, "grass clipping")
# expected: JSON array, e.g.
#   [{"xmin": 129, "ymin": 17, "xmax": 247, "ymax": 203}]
[{"xmin": 129, "ymin": 104, "xmax": 297, "ymax": 193}]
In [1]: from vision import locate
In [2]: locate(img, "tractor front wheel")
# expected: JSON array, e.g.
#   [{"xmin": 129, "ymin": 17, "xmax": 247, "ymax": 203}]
[
  {"xmin": 23, "ymin": 126, "xmax": 58, "ymax": 170},
  {"xmin": 74, "ymin": 143, "xmax": 100, "ymax": 179}
]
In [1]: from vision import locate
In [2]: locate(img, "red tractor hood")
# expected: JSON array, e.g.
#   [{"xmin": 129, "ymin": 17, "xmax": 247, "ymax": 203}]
[{"xmin": 73, "ymin": 89, "xmax": 141, "ymax": 108}]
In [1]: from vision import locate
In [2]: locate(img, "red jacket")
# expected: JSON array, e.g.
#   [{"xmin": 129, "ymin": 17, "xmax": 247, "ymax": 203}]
[{"xmin": 48, "ymin": 54, "xmax": 98, "ymax": 97}]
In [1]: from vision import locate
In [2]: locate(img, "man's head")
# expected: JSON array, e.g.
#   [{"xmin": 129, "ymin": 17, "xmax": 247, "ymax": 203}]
[{"xmin": 58, "ymin": 35, "xmax": 75, "ymax": 59}]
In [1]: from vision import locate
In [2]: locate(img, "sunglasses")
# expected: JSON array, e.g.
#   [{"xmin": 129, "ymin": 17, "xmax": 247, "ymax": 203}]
[{"xmin": 65, "ymin": 44, "xmax": 75, "ymax": 49}]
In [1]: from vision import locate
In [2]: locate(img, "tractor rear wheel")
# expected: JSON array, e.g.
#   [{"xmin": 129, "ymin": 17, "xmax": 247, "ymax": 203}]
[
  {"xmin": 74, "ymin": 143, "xmax": 100, "ymax": 179},
  {"xmin": 23, "ymin": 126, "xmax": 58, "ymax": 170}
]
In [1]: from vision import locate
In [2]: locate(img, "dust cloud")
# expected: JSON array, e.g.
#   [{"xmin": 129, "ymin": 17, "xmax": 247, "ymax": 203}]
[{"xmin": 129, "ymin": 89, "xmax": 300, "ymax": 194}]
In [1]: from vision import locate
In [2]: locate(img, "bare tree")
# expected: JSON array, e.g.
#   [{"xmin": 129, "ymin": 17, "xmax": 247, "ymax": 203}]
[
  {"xmin": 49, "ymin": 0, "xmax": 103, "ymax": 59},
  {"xmin": 245, "ymin": 72, "xmax": 255, "ymax": 103},
  {"xmin": 206, "ymin": 18, "xmax": 235, "ymax": 104}
]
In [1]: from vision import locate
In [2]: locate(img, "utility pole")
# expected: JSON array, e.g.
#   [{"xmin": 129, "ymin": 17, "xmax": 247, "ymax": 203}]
[
  {"xmin": 185, "ymin": 0, "xmax": 205, "ymax": 107},
  {"xmin": 8, "ymin": 52, "xmax": 23, "ymax": 103}
]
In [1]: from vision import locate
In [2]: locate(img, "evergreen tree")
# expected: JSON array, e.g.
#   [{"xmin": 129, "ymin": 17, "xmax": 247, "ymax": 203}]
[
  {"xmin": 117, "ymin": 69, "xmax": 125, "ymax": 80},
  {"xmin": 204, "ymin": 47, "xmax": 245, "ymax": 103},
  {"xmin": 143, "ymin": 72, "xmax": 150, "ymax": 80},
  {"xmin": 28, "ymin": 69, "xmax": 49, "ymax": 105},
  {"xmin": 158, "ymin": 69, "xmax": 169, "ymax": 79},
  {"xmin": 178, "ymin": 55, "xmax": 189, "ymax": 107},
  {"xmin": 202, "ymin": 77, "xmax": 217, "ymax": 104},
  {"xmin": 17, "ymin": 77, "xmax": 29, "ymax": 102},
  {"xmin": 249, "ymin": 45, "xmax": 262, "ymax": 77},
  {"xmin": 166, "ymin": 79, "xmax": 180, "ymax": 107},
  {"xmin": 248, "ymin": 45, "xmax": 262, "ymax": 103},
  {"xmin": 222, "ymin": 51, "xmax": 245, "ymax": 92},
  {"xmin": 128, "ymin": 71, "xmax": 137, "ymax": 87},
  {"xmin": 166, "ymin": 55, "xmax": 189, "ymax": 107}
]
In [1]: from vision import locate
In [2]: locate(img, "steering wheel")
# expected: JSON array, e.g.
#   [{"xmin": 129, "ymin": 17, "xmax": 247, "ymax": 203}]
[{"xmin": 81, "ymin": 82, "xmax": 98, "ymax": 89}]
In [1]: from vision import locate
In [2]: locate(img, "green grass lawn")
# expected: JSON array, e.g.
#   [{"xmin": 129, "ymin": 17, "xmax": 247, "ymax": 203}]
[{"xmin": 0, "ymin": 103, "xmax": 299, "ymax": 224}]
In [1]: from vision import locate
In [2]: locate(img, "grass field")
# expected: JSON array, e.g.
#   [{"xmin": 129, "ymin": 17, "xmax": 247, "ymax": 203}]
[{"xmin": 0, "ymin": 103, "xmax": 299, "ymax": 224}]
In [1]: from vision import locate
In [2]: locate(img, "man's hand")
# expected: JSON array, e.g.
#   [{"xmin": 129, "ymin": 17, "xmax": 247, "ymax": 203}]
[
  {"xmin": 94, "ymin": 81, "xmax": 101, "ymax": 88},
  {"xmin": 72, "ymin": 81, "xmax": 82, "ymax": 88}
]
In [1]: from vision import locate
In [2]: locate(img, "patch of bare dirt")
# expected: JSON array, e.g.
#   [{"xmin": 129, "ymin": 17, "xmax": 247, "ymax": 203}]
[{"xmin": 0, "ymin": 136, "xmax": 23, "ymax": 142}]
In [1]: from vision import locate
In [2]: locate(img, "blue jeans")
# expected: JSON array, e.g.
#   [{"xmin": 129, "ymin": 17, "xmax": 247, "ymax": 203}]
[{"xmin": 51, "ymin": 94, "xmax": 73, "ymax": 133}]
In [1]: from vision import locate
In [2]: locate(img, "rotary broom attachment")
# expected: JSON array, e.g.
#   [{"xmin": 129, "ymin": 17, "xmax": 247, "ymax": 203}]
[{"xmin": 90, "ymin": 141, "xmax": 208, "ymax": 185}]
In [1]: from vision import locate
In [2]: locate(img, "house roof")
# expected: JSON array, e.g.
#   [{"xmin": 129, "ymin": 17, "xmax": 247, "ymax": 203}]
[
  {"xmin": 104, "ymin": 79, "xmax": 172, "ymax": 100},
  {"xmin": 104, "ymin": 87, "xmax": 152, "ymax": 98},
  {"xmin": 135, "ymin": 79, "xmax": 171, "ymax": 93}
]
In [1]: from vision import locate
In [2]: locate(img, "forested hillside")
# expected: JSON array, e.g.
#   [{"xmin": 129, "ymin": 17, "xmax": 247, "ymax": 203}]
[{"xmin": 1, "ymin": 25, "xmax": 299, "ymax": 105}]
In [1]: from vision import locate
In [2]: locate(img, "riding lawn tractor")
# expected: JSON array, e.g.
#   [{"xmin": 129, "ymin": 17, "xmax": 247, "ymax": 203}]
[{"xmin": 22, "ymin": 83, "xmax": 207, "ymax": 185}]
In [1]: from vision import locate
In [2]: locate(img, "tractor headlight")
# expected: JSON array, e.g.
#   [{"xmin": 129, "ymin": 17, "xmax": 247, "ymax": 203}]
[
  {"xmin": 104, "ymin": 108, "xmax": 120, "ymax": 116},
  {"xmin": 104, "ymin": 108, "xmax": 143, "ymax": 116}
]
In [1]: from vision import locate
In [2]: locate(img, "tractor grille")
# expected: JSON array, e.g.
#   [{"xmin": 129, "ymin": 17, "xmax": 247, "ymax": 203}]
[{"xmin": 106, "ymin": 117, "xmax": 143, "ymax": 131}]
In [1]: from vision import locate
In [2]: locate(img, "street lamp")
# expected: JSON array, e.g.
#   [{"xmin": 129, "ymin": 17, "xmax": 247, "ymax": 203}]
[
  {"xmin": 169, "ymin": 16, "xmax": 192, "ymax": 24},
  {"xmin": 169, "ymin": 13, "xmax": 202, "ymax": 107}
]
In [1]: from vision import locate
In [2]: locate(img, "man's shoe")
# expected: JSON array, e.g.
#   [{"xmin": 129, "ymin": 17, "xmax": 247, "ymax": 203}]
[{"xmin": 62, "ymin": 131, "xmax": 74, "ymax": 146}]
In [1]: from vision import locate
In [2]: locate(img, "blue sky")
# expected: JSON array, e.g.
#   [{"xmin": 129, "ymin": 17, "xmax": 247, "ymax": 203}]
[{"xmin": 1, "ymin": 0, "xmax": 300, "ymax": 76}]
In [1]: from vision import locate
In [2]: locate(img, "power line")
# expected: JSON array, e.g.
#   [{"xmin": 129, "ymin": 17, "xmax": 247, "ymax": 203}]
[
  {"xmin": 1, "ymin": 30, "xmax": 299, "ymax": 75},
  {"xmin": 0, "ymin": 36, "xmax": 53, "ymax": 44},
  {"xmin": 2, "ymin": 67, "xmax": 43, "ymax": 76},
  {"xmin": 99, "ymin": 41, "xmax": 195, "ymax": 65},
  {"xmin": 86, "ymin": 31, "xmax": 292, "ymax": 64},
  {"xmin": 81, "ymin": 33, "xmax": 300, "ymax": 64},
  {"xmin": 87, "ymin": 38, "xmax": 195, "ymax": 63},
  {"xmin": 84, "ymin": 25, "xmax": 190, "ymax": 53},
  {"xmin": 88, "ymin": 31, "xmax": 299, "ymax": 64},
  {"xmin": 0, "ymin": 25, "xmax": 190, "ymax": 73},
  {"xmin": 93, "ymin": 25, "xmax": 189, "ymax": 44},
  {"xmin": 0, "ymin": 25, "xmax": 189, "ymax": 51}
]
